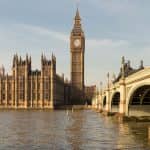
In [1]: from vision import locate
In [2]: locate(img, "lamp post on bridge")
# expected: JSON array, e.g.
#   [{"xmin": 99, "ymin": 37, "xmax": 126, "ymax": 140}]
[
  {"xmin": 100, "ymin": 82, "xmax": 103, "ymax": 95},
  {"xmin": 99, "ymin": 81, "xmax": 103, "ymax": 112},
  {"xmin": 107, "ymin": 72, "xmax": 110, "ymax": 89},
  {"xmin": 105, "ymin": 72, "xmax": 111, "ymax": 113},
  {"xmin": 119, "ymin": 56, "xmax": 126, "ymax": 115}
]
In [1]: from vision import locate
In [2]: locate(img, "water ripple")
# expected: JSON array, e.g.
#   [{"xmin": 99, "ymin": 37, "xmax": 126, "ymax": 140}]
[{"xmin": 0, "ymin": 110, "xmax": 149, "ymax": 149}]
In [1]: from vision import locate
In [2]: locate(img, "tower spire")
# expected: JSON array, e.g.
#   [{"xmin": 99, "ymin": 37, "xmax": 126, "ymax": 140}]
[
  {"xmin": 75, "ymin": 7, "xmax": 81, "ymax": 20},
  {"xmin": 73, "ymin": 7, "xmax": 82, "ymax": 31}
]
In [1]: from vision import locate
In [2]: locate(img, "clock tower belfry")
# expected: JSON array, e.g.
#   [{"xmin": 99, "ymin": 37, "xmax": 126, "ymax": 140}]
[{"xmin": 70, "ymin": 8, "xmax": 85, "ymax": 103}]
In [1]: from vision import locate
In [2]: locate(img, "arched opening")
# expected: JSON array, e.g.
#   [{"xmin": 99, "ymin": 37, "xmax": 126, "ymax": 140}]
[
  {"xmin": 128, "ymin": 85, "xmax": 150, "ymax": 116},
  {"xmin": 103, "ymin": 96, "xmax": 106, "ymax": 109},
  {"xmin": 111, "ymin": 92, "xmax": 120, "ymax": 113}
]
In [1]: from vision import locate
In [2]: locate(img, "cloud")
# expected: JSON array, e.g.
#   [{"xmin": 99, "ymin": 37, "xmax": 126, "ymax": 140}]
[
  {"xmin": 0, "ymin": 23, "xmax": 130, "ymax": 82},
  {"xmin": 16, "ymin": 24, "xmax": 69, "ymax": 43},
  {"xmin": 14, "ymin": 24, "xmax": 129, "ymax": 49},
  {"xmin": 0, "ymin": 23, "xmax": 143, "ymax": 86},
  {"xmin": 0, "ymin": 0, "xmax": 149, "ymax": 87},
  {"xmin": 0, "ymin": 23, "xmax": 129, "ymax": 50},
  {"xmin": 87, "ymin": 38, "xmax": 128, "ymax": 49},
  {"xmin": 0, "ymin": 23, "xmax": 70, "ymax": 75}
]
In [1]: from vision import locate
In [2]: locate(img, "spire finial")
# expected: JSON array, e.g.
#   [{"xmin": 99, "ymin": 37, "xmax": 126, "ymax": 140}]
[{"xmin": 75, "ymin": 4, "xmax": 80, "ymax": 20}]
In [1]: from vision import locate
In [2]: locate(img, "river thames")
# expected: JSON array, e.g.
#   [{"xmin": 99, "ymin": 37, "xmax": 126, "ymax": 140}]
[{"xmin": 0, "ymin": 109, "xmax": 150, "ymax": 150}]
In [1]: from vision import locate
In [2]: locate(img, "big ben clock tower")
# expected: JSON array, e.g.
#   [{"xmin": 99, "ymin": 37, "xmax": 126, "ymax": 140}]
[{"xmin": 70, "ymin": 8, "xmax": 85, "ymax": 104}]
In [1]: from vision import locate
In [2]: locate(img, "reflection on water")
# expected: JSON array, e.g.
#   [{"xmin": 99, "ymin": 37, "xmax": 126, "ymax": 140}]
[{"xmin": 0, "ymin": 110, "xmax": 150, "ymax": 150}]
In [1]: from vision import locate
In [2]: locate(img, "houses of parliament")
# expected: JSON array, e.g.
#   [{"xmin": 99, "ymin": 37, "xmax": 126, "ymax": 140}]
[{"xmin": 0, "ymin": 9, "xmax": 96, "ymax": 109}]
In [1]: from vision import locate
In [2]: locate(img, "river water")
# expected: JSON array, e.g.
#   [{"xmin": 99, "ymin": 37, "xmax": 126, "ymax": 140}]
[{"xmin": 0, "ymin": 109, "xmax": 150, "ymax": 150}]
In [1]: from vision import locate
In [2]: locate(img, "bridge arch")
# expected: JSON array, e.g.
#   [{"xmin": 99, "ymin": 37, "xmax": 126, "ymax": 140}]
[
  {"xmin": 102, "ymin": 96, "xmax": 106, "ymax": 110},
  {"xmin": 111, "ymin": 92, "xmax": 120, "ymax": 113},
  {"xmin": 126, "ymin": 82, "xmax": 150, "ymax": 116}
]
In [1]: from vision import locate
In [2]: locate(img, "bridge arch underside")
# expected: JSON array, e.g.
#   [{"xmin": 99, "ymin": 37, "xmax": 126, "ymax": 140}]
[
  {"xmin": 129, "ymin": 85, "xmax": 150, "ymax": 116},
  {"xmin": 111, "ymin": 92, "xmax": 120, "ymax": 113},
  {"xmin": 102, "ymin": 96, "xmax": 106, "ymax": 110}
]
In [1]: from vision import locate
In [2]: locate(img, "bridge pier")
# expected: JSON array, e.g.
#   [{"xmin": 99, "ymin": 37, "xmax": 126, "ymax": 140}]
[
  {"xmin": 119, "ymin": 79, "xmax": 126, "ymax": 115},
  {"xmin": 105, "ymin": 89, "xmax": 111, "ymax": 113},
  {"xmin": 98, "ymin": 95, "xmax": 103, "ymax": 112}
]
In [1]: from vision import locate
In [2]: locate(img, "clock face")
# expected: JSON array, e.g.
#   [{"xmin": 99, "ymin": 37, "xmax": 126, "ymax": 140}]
[{"xmin": 74, "ymin": 39, "xmax": 81, "ymax": 47}]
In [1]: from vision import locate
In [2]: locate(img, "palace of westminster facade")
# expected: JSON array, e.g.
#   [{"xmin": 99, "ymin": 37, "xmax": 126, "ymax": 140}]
[{"xmin": 0, "ymin": 9, "xmax": 96, "ymax": 109}]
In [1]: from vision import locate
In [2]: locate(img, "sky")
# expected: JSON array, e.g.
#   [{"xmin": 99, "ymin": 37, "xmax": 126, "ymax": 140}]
[{"xmin": 0, "ymin": 0, "xmax": 150, "ymax": 87}]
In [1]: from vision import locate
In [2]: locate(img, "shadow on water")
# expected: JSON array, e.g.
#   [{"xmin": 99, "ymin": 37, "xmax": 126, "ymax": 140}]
[
  {"xmin": 0, "ymin": 110, "xmax": 150, "ymax": 149},
  {"xmin": 66, "ymin": 110, "xmax": 85, "ymax": 150},
  {"xmin": 101, "ymin": 114, "xmax": 150, "ymax": 150}
]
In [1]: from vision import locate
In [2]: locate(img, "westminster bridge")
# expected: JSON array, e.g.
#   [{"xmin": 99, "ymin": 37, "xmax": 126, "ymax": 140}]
[{"xmin": 92, "ymin": 56, "xmax": 150, "ymax": 117}]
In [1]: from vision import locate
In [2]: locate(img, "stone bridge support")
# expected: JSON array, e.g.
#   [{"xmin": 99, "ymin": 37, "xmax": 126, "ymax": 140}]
[
  {"xmin": 98, "ymin": 94, "xmax": 103, "ymax": 111},
  {"xmin": 105, "ymin": 89, "xmax": 111, "ymax": 112},
  {"xmin": 119, "ymin": 79, "xmax": 126, "ymax": 115}
]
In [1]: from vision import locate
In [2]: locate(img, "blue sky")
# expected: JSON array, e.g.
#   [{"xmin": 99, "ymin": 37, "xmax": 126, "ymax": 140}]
[{"xmin": 0, "ymin": 0, "xmax": 150, "ymax": 87}]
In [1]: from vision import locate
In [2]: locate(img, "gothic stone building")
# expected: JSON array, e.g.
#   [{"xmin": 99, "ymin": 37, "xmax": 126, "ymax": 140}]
[{"xmin": 0, "ymin": 54, "xmax": 64, "ymax": 109}]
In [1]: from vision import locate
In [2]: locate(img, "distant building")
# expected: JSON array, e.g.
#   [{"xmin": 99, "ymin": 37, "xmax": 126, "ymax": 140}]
[
  {"xmin": 0, "ymin": 54, "xmax": 64, "ymax": 109},
  {"xmin": 85, "ymin": 86, "xmax": 96, "ymax": 105}
]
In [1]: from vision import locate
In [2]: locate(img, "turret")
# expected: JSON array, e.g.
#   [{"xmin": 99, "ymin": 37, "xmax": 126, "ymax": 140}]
[
  {"xmin": 12, "ymin": 54, "xmax": 31, "ymax": 76},
  {"xmin": 121, "ymin": 56, "xmax": 125, "ymax": 78},
  {"xmin": 26, "ymin": 53, "xmax": 28, "ymax": 64},
  {"xmin": 41, "ymin": 53, "xmax": 56, "ymax": 76},
  {"xmin": 139, "ymin": 60, "xmax": 144, "ymax": 69},
  {"xmin": 52, "ymin": 53, "xmax": 56, "ymax": 73},
  {"xmin": 13, "ymin": 54, "xmax": 18, "ymax": 67},
  {"xmin": 0, "ymin": 65, "xmax": 5, "ymax": 76}
]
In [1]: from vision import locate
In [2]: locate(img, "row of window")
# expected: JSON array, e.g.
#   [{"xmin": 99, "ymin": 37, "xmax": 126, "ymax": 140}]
[
  {"xmin": 0, "ymin": 92, "xmax": 50, "ymax": 100},
  {"xmin": 0, "ymin": 82, "xmax": 51, "ymax": 91}
]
